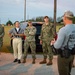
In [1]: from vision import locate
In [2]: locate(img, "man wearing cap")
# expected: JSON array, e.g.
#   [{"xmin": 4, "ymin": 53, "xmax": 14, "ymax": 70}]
[
  {"xmin": 51, "ymin": 11, "xmax": 75, "ymax": 75},
  {"xmin": 22, "ymin": 21, "xmax": 36, "ymax": 64},
  {"xmin": 8, "ymin": 21, "xmax": 24, "ymax": 64},
  {"xmin": 39, "ymin": 16, "xmax": 55, "ymax": 65}
]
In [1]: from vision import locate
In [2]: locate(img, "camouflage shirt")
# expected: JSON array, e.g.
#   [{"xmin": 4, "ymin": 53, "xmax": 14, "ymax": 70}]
[
  {"xmin": 40, "ymin": 23, "xmax": 55, "ymax": 42},
  {"xmin": 24, "ymin": 26, "xmax": 36, "ymax": 42},
  {"xmin": 0, "ymin": 25, "xmax": 5, "ymax": 48}
]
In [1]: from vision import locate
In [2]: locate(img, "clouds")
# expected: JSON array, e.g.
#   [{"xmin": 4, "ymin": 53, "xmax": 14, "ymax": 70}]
[
  {"xmin": 0, "ymin": 0, "xmax": 75, "ymax": 24},
  {"xmin": 27, "ymin": 0, "xmax": 53, "ymax": 9}
]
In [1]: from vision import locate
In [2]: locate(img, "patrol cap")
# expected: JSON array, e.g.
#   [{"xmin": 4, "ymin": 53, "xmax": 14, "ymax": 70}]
[
  {"xmin": 28, "ymin": 20, "xmax": 32, "ymax": 23},
  {"xmin": 44, "ymin": 16, "xmax": 49, "ymax": 19},
  {"xmin": 63, "ymin": 11, "xmax": 74, "ymax": 18}
]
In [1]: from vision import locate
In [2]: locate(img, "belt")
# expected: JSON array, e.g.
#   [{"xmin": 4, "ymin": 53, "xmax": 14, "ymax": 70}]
[{"xmin": 15, "ymin": 36, "xmax": 21, "ymax": 38}]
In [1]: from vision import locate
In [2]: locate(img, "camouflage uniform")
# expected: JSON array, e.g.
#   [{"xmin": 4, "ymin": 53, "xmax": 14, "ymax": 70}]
[
  {"xmin": 24, "ymin": 26, "xmax": 36, "ymax": 59},
  {"xmin": 0, "ymin": 25, "xmax": 4, "ymax": 49},
  {"xmin": 40, "ymin": 23, "xmax": 55, "ymax": 60}
]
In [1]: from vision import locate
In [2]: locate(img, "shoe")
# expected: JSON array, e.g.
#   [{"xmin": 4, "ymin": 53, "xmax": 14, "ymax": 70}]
[
  {"xmin": 39, "ymin": 59, "xmax": 46, "ymax": 64},
  {"xmin": 22, "ymin": 59, "xmax": 26, "ymax": 63},
  {"xmin": 13, "ymin": 59, "xmax": 18, "ymax": 62},
  {"xmin": 18, "ymin": 60, "xmax": 21, "ymax": 64},
  {"xmin": 72, "ymin": 64, "xmax": 75, "ymax": 67},
  {"xmin": 46, "ymin": 60, "xmax": 53, "ymax": 66},
  {"xmin": 32, "ymin": 58, "xmax": 35, "ymax": 64}
]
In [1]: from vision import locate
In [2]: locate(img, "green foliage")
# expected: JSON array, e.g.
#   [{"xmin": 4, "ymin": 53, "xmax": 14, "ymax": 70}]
[
  {"xmin": 57, "ymin": 17, "xmax": 63, "ymax": 23},
  {"xmin": 6, "ymin": 20, "xmax": 13, "ymax": 26},
  {"xmin": 26, "ymin": 16, "xmax": 53, "ymax": 22}
]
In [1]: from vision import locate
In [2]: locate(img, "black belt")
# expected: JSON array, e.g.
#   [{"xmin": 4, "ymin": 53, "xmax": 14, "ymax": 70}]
[{"xmin": 15, "ymin": 36, "xmax": 21, "ymax": 38}]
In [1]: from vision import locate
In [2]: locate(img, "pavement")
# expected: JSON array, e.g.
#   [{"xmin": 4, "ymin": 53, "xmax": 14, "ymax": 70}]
[{"xmin": 0, "ymin": 53, "xmax": 75, "ymax": 75}]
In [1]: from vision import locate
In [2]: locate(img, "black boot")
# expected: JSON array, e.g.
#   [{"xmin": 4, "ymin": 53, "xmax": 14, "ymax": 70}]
[
  {"xmin": 18, "ymin": 60, "xmax": 21, "ymax": 64},
  {"xmin": 13, "ymin": 59, "xmax": 18, "ymax": 62}
]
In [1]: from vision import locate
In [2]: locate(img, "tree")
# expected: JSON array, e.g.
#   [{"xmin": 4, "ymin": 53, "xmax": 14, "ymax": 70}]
[
  {"xmin": 57, "ymin": 17, "xmax": 63, "ymax": 23},
  {"xmin": 36, "ymin": 16, "xmax": 44, "ymax": 22},
  {"xmin": 26, "ymin": 16, "xmax": 53, "ymax": 22},
  {"xmin": 6, "ymin": 20, "xmax": 13, "ymax": 26}
]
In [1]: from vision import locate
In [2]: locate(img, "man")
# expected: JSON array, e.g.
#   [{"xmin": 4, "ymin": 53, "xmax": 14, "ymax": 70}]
[
  {"xmin": 39, "ymin": 16, "xmax": 55, "ymax": 65},
  {"xmin": 0, "ymin": 25, "xmax": 4, "ymax": 54},
  {"xmin": 51, "ymin": 11, "xmax": 75, "ymax": 75},
  {"xmin": 22, "ymin": 21, "xmax": 36, "ymax": 64},
  {"xmin": 8, "ymin": 21, "xmax": 24, "ymax": 64}
]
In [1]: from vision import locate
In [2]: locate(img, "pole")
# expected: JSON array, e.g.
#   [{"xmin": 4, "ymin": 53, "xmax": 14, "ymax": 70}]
[
  {"xmin": 0, "ymin": 18, "xmax": 1, "ymax": 24},
  {"xmin": 24, "ymin": 0, "xmax": 26, "ymax": 22},
  {"xmin": 54, "ymin": 0, "xmax": 57, "ymax": 33}
]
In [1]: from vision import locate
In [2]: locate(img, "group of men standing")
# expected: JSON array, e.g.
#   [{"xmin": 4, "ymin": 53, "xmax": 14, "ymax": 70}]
[
  {"xmin": 8, "ymin": 16, "xmax": 54, "ymax": 65},
  {"xmin": 0, "ymin": 10, "xmax": 75, "ymax": 75}
]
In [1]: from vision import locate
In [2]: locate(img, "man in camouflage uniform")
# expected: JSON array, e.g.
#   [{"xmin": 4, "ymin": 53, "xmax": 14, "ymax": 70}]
[
  {"xmin": 22, "ymin": 21, "xmax": 36, "ymax": 64},
  {"xmin": 40, "ymin": 16, "xmax": 55, "ymax": 65},
  {"xmin": 0, "ymin": 24, "xmax": 4, "ymax": 54}
]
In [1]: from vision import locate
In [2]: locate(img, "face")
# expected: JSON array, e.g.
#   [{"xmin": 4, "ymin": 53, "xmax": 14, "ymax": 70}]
[
  {"xmin": 44, "ymin": 18, "xmax": 49, "ymax": 23},
  {"xmin": 62, "ymin": 16, "xmax": 67, "ymax": 25},
  {"xmin": 28, "ymin": 22, "xmax": 32, "ymax": 26},
  {"xmin": 15, "ymin": 22, "xmax": 20, "ymax": 28}
]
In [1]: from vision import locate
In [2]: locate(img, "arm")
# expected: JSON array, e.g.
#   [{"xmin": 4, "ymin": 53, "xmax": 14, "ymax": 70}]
[
  {"xmin": 8, "ymin": 28, "xmax": 14, "ymax": 38},
  {"xmin": 0, "ymin": 27, "xmax": 5, "ymax": 38},
  {"xmin": 40, "ymin": 25, "xmax": 43, "ymax": 44},
  {"xmin": 15, "ymin": 29, "xmax": 24, "ymax": 37},
  {"xmin": 15, "ymin": 34, "xmax": 24, "ymax": 36},
  {"xmin": 54, "ymin": 28, "xmax": 65, "ymax": 49},
  {"xmin": 51, "ymin": 25, "xmax": 56, "ymax": 38},
  {"xmin": 24, "ymin": 28, "xmax": 29, "ymax": 37},
  {"xmin": 29, "ymin": 27, "xmax": 37, "ymax": 36}
]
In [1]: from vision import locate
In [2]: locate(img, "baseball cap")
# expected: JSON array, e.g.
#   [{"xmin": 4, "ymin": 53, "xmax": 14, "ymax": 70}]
[{"xmin": 63, "ymin": 11, "xmax": 74, "ymax": 18}]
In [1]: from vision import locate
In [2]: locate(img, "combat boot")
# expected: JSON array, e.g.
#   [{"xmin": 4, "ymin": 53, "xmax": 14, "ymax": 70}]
[
  {"xmin": 46, "ymin": 60, "xmax": 53, "ymax": 65},
  {"xmin": 39, "ymin": 58, "xmax": 47, "ymax": 64},
  {"xmin": 72, "ymin": 64, "xmax": 75, "ymax": 67},
  {"xmin": 22, "ymin": 58, "xmax": 26, "ymax": 63},
  {"xmin": 32, "ymin": 58, "xmax": 36, "ymax": 64}
]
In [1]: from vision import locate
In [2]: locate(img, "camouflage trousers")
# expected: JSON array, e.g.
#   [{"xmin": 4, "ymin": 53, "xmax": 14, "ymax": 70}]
[
  {"xmin": 24, "ymin": 41, "xmax": 36, "ymax": 59},
  {"xmin": 0, "ymin": 41, "xmax": 3, "ymax": 48},
  {"xmin": 58, "ymin": 55, "xmax": 74, "ymax": 75},
  {"xmin": 42, "ymin": 41, "xmax": 53, "ymax": 60}
]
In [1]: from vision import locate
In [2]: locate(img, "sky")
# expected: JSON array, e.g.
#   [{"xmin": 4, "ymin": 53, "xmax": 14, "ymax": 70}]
[{"xmin": 0, "ymin": 0, "xmax": 75, "ymax": 24}]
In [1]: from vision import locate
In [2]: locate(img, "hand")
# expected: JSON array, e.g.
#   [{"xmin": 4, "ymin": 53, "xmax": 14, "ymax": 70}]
[
  {"xmin": 50, "ymin": 39, "xmax": 55, "ymax": 45},
  {"xmin": 15, "ymin": 34, "xmax": 19, "ymax": 36},
  {"xmin": 40, "ymin": 40, "xmax": 42, "ymax": 45},
  {"xmin": 29, "ymin": 32, "xmax": 33, "ymax": 35},
  {"xmin": 11, "ymin": 37, "xmax": 15, "ymax": 39},
  {"xmin": 29, "ymin": 32, "xmax": 32, "ymax": 34}
]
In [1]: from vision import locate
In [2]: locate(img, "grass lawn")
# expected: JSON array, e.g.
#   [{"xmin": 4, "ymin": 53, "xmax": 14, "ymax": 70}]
[
  {"xmin": 0, "ymin": 25, "xmax": 63, "ymax": 53},
  {"xmin": 0, "ymin": 26, "xmax": 14, "ymax": 53}
]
